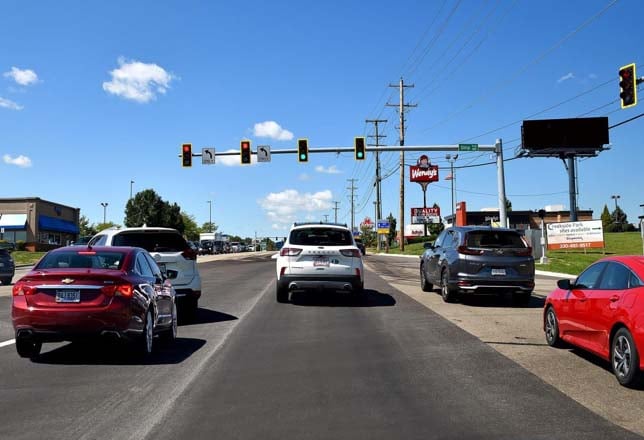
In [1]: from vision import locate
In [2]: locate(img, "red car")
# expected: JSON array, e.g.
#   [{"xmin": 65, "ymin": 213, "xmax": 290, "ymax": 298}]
[
  {"xmin": 544, "ymin": 256, "xmax": 644, "ymax": 386},
  {"xmin": 12, "ymin": 246, "xmax": 177, "ymax": 359}
]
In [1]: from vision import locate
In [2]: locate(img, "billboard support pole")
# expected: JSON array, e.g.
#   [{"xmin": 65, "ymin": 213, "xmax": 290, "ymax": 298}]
[
  {"xmin": 568, "ymin": 155, "xmax": 578, "ymax": 222},
  {"xmin": 496, "ymin": 139, "xmax": 508, "ymax": 228}
]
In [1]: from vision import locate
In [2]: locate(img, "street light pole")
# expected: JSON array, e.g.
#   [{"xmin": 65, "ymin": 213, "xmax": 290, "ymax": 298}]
[
  {"xmin": 207, "ymin": 201, "xmax": 212, "ymax": 232},
  {"xmin": 611, "ymin": 194, "xmax": 621, "ymax": 225},
  {"xmin": 130, "ymin": 180, "xmax": 134, "ymax": 199},
  {"xmin": 445, "ymin": 154, "xmax": 458, "ymax": 225},
  {"xmin": 100, "ymin": 202, "xmax": 108, "ymax": 224}
]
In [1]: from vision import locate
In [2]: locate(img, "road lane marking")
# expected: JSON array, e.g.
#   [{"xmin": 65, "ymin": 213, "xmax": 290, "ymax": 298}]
[{"xmin": 0, "ymin": 338, "xmax": 15, "ymax": 348}]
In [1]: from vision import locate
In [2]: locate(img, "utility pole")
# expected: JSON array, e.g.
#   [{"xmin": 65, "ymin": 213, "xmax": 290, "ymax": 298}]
[
  {"xmin": 387, "ymin": 77, "xmax": 416, "ymax": 251},
  {"xmin": 366, "ymin": 118, "xmax": 387, "ymax": 252},
  {"xmin": 323, "ymin": 214, "xmax": 329, "ymax": 222},
  {"xmin": 347, "ymin": 179, "xmax": 358, "ymax": 233},
  {"xmin": 333, "ymin": 201, "xmax": 340, "ymax": 223}
]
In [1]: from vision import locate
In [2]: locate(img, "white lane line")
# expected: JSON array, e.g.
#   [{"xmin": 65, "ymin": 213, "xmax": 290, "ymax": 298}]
[{"xmin": 0, "ymin": 339, "xmax": 15, "ymax": 348}]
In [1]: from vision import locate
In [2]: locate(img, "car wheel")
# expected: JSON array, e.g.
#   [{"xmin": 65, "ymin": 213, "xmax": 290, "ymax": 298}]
[
  {"xmin": 276, "ymin": 281, "xmax": 289, "ymax": 303},
  {"xmin": 441, "ymin": 269, "xmax": 457, "ymax": 303},
  {"xmin": 140, "ymin": 309, "xmax": 154, "ymax": 356},
  {"xmin": 160, "ymin": 303, "xmax": 177, "ymax": 345},
  {"xmin": 16, "ymin": 337, "xmax": 42, "ymax": 359},
  {"xmin": 544, "ymin": 306, "xmax": 562, "ymax": 347},
  {"xmin": 612, "ymin": 327, "xmax": 641, "ymax": 387},
  {"xmin": 420, "ymin": 264, "xmax": 433, "ymax": 292}
]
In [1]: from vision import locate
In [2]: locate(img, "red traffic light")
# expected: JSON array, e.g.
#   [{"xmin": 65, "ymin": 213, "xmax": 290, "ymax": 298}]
[
  {"xmin": 181, "ymin": 143, "xmax": 192, "ymax": 167},
  {"xmin": 241, "ymin": 141, "xmax": 250, "ymax": 150},
  {"xmin": 240, "ymin": 140, "xmax": 252, "ymax": 164},
  {"xmin": 619, "ymin": 63, "xmax": 637, "ymax": 109}
]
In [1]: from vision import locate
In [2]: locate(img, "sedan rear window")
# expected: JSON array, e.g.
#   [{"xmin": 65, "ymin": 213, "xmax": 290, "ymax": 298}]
[
  {"xmin": 289, "ymin": 228, "xmax": 353, "ymax": 246},
  {"xmin": 37, "ymin": 251, "xmax": 126, "ymax": 270},
  {"xmin": 465, "ymin": 230, "xmax": 527, "ymax": 248},
  {"xmin": 112, "ymin": 232, "xmax": 187, "ymax": 252}
]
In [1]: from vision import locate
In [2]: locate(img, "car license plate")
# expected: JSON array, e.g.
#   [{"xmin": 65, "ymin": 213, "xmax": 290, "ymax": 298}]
[
  {"xmin": 0, "ymin": 262, "xmax": 4, "ymax": 267},
  {"xmin": 313, "ymin": 257, "xmax": 330, "ymax": 267},
  {"xmin": 55, "ymin": 290, "xmax": 81, "ymax": 303},
  {"xmin": 157, "ymin": 263, "xmax": 166, "ymax": 274},
  {"xmin": 491, "ymin": 268, "xmax": 506, "ymax": 276}
]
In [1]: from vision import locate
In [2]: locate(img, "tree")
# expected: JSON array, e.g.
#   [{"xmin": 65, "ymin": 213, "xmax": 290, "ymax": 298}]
[
  {"xmin": 600, "ymin": 204, "xmax": 612, "ymax": 229},
  {"xmin": 200, "ymin": 222, "xmax": 218, "ymax": 233},
  {"xmin": 124, "ymin": 189, "xmax": 185, "ymax": 232},
  {"xmin": 79, "ymin": 215, "xmax": 97, "ymax": 236},
  {"xmin": 182, "ymin": 213, "xmax": 200, "ymax": 241},
  {"xmin": 360, "ymin": 224, "xmax": 376, "ymax": 247},
  {"xmin": 95, "ymin": 221, "xmax": 120, "ymax": 232},
  {"xmin": 505, "ymin": 198, "xmax": 512, "ymax": 212},
  {"xmin": 387, "ymin": 213, "xmax": 397, "ymax": 246}
]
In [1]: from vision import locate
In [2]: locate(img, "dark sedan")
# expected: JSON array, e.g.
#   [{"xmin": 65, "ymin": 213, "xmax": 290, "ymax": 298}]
[
  {"xmin": 12, "ymin": 246, "xmax": 177, "ymax": 359},
  {"xmin": 0, "ymin": 248, "xmax": 15, "ymax": 285},
  {"xmin": 419, "ymin": 226, "xmax": 535, "ymax": 303}
]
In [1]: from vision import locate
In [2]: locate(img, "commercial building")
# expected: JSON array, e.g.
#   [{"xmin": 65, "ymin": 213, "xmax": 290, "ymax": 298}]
[{"xmin": 0, "ymin": 198, "xmax": 80, "ymax": 251}]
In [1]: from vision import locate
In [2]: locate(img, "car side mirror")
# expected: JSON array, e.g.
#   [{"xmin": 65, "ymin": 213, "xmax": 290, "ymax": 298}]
[
  {"xmin": 557, "ymin": 279, "xmax": 572, "ymax": 290},
  {"xmin": 423, "ymin": 242, "xmax": 433, "ymax": 250}
]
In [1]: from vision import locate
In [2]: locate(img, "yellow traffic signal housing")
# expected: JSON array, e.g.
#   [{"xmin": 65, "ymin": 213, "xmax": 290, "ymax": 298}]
[
  {"xmin": 240, "ymin": 140, "xmax": 252, "ymax": 164},
  {"xmin": 354, "ymin": 137, "xmax": 366, "ymax": 160},
  {"xmin": 297, "ymin": 139, "xmax": 309, "ymax": 162},
  {"xmin": 619, "ymin": 63, "xmax": 637, "ymax": 109},
  {"xmin": 182, "ymin": 143, "xmax": 192, "ymax": 167}
]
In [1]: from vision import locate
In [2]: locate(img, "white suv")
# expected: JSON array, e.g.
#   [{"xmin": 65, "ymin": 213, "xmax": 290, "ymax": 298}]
[
  {"xmin": 87, "ymin": 226, "xmax": 202, "ymax": 315},
  {"xmin": 275, "ymin": 222, "xmax": 364, "ymax": 303}
]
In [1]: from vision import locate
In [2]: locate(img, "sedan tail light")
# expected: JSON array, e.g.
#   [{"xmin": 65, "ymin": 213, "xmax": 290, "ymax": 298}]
[
  {"xmin": 182, "ymin": 247, "xmax": 197, "ymax": 260},
  {"xmin": 280, "ymin": 247, "xmax": 302, "ymax": 257},
  {"xmin": 457, "ymin": 246, "xmax": 484, "ymax": 255},
  {"xmin": 101, "ymin": 284, "xmax": 134, "ymax": 297},
  {"xmin": 340, "ymin": 249, "xmax": 362, "ymax": 258},
  {"xmin": 12, "ymin": 282, "xmax": 34, "ymax": 296}
]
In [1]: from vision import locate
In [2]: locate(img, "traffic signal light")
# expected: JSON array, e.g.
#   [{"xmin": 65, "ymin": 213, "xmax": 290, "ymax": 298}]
[
  {"xmin": 240, "ymin": 140, "xmax": 251, "ymax": 164},
  {"xmin": 297, "ymin": 139, "xmax": 308, "ymax": 162},
  {"xmin": 619, "ymin": 63, "xmax": 637, "ymax": 109},
  {"xmin": 354, "ymin": 137, "xmax": 366, "ymax": 160},
  {"xmin": 181, "ymin": 143, "xmax": 192, "ymax": 167}
]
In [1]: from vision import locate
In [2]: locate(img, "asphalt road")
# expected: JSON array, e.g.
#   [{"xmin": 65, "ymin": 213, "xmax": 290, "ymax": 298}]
[{"xmin": 0, "ymin": 254, "xmax": 640, "ymax": 439}]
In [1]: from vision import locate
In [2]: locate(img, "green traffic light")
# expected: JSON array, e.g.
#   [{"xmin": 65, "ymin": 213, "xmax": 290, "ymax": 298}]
[
  {"xmin": 357, "ymin": 152, "xmax": 363, "ymax": 158},
  {"xmin": 300, "ymin": 154, "xmax": 306, "ymax": 160}
]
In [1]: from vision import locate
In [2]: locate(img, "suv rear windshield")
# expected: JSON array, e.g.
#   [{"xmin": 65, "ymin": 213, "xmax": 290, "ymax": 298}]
[
  {"xmin": 465, "ymin": 230, "xmax": 526, "ymax": 248},
  {"xmin": 289, "ymin": 228, "xmax": 353, "ymax": 246},
  {"xmin": 112, "ymin": 232, "xmax": 187, "ymax": 252},
  {"xmin": 37, "ymin": 251, "xmax": 126, "ymax": 270}
]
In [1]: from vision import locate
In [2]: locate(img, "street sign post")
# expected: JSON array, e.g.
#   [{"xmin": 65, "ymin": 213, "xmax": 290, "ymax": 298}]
[
  {"xmin": 202, "ymin": 148, "xmax": 216, "ymax": 164},
  {"xmin": 458, "ymin": 143, "xmax": 479, "ymax": 151},
  {"xmin": 257, "ymin": 145, "xmax": 271, "ymax": 163}
]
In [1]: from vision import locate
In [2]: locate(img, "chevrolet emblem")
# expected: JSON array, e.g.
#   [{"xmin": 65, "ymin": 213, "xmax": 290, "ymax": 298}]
[{"xmin": 61, "ymin": 278, "xmax": 75, "ymax": 284}]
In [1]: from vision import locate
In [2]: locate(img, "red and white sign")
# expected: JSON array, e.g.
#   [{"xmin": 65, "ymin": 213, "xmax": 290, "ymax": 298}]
[
  {"xmin": 360, "ymin": 217, "xmax": 374, "ymax": 229},
  {"xmin": 546, "ymin": 220, "xmax": 604, "ymax": 250},
  {"xmin": 409, "ymin": 165, "xmax": 439, "ymax": 183},
  {"xmin": 411, "ymin": 207, "xmax": 440, "ymax": 224}
]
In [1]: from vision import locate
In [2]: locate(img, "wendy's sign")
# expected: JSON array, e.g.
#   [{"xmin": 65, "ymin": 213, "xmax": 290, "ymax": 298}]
[{"xmin": 409, "ymin": 165, "xmax": 438, "ymax": 183}]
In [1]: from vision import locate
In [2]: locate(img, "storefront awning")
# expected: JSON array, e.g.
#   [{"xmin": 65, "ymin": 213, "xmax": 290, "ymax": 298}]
[
  {"xmin": 0, "ymin": 214, "xmax": 27, "ymax": 230},
  {"xmin": 38, "ymin": 215, "xmax": 79, "ymax": 234}
]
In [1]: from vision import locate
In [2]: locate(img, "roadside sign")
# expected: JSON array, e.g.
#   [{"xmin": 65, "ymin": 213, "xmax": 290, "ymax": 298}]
[
  {"xmin": 257, "ymin": 145, "xmax": 271, "ymax": 163},
  {"xmin": 202, "ymin": 148, "xmax": 216, "ymax": 164},
  {"xmin": 546, "ymin": 220, "xmax": 604, "ymax": 250},
  {"xmin": 411, "ymin": 207, "xmax": 440, "ymax": 224},
  {"xmin": 458, "ymin": 143, "xmax": 479, "ymax": 151},
  {"xmin": 377, "ymin": 220, "xmax": 389, "ymax": 235}
]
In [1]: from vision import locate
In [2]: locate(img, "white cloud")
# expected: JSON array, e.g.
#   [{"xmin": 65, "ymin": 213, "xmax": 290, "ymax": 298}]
[
  {"xmin": 217, "ymin": 148, "xmax": 257, "ymax": 166},
  {"xmin": 253, "ymin": 121, "xmax": 294, "ymax": 141},
  {"xmin": 315, "ymin": 165, "xmax": 341, "ymax": 174},
  {"xmin": 3, "ymin": 67, "xmax": 39, "ymax": 86},
  {"xmin": 557, "ymin": 72, "xmax": 575, "ymax": 83},
  {"xmin": 0, "ymin": 97, "xmax": 23, "ymax": 110},
  {"xmin": 102, "ymin": 57, "xmax": 175, "ymax": 103},
  {"xmin": 258, "ymin": 189, "xmax": 333, "ymax": 228},
  {"xmin": 3, "ymin": 154, "xmax": 32, "ymax": 168}
]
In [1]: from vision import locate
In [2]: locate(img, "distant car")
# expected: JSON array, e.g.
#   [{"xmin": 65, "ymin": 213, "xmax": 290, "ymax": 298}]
[
  {"xmin": 354, "ymin": 238, "xmax": 366, "ymax": 255},
  {"xmin": 0, "ymin": 248, "xmax": 15, "ymax": 285},
  {"xmin": 199, "ymin": 240, "xmax": 214, "ymax": 255},
  {"xmin": 544, "ymin": 256, "xmax": 644, "ymax": 387},
  {"xmin": 419, "ymin": 226, "xmax": 535, "ymax": 303},
  {"xmin": 11, "ymin": 246, "xmax": 177, "ymax": 359},
  {"xmin": 275, "ymin": 222, "xmax": 364, "ymax": 303},
  {"xmin": 212, "ymin": 240, "xmax": 225, "ymax": 254},
  {"xmin": 87, "ymin": 226, "xmax": 201, "ymax": 317},
  {"xmin": 230, "ymin": 242, "xmax": 242, "ymax": 253}
]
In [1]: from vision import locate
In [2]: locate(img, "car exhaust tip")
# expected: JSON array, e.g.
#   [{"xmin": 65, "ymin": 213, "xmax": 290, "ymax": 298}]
[
  {"xmin": 288, "ymin": 282, "xmax": 298, "ymax": 291},
  {"xmin": 343, "ymin": 284, "xmax": 352, "ymax": 291},
  {"xmin": 100, "ymin": 330, "xmax": 122, "ymax": 340}
]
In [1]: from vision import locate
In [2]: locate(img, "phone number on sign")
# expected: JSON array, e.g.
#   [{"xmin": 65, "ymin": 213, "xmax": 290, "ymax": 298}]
[{"xmin": 551, "ymin": 242, "xmax": 601, "ymax": 249}]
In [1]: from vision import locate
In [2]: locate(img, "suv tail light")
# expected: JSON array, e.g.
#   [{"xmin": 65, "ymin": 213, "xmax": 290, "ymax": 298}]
[
  {"xmin": 102, "ymin": 284, "xmax": 134, "ymax": 297},
  {"xmin": 457, "ymin": 246, "xmax": 484, "ymax": 256},
  {"xmin": 340, "ymin": 249, "xmax": 362, "ymax": 258},
  {"xmin": 12, "ymin": 282, "xmax": 34, "ymax": 296},
  {"xmin": 280, "ymin": 247, "xmax": 302, "ymax": 257},
  {"xmin": 182, "ymin": 247, "xmax": 197, "ymax": 260}
]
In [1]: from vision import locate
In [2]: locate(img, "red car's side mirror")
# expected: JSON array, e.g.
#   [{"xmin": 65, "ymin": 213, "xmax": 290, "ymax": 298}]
[{"xmin": 557, "ymin": 279, "xmax": 572, "ymax": 290}]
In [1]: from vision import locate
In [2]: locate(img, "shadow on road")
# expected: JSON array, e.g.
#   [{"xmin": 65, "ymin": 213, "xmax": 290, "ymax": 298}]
[
  {"xmin": 179, "ymin": 307, "xmax": 238, "ymax": 326},
  {"xmin": 32, "ymin": 337, "xmax": 206, "ymax": 366},
  {"xmin": 456, "ymin": 293, "xmax": 546, "ymax": 309},
  {"xmin": 289, "ymin": 289, "xmax": 396, "ymax": 307},
  {"xmin": 569, "ymin": 348, "xmax": 644, "ymax": 391}
]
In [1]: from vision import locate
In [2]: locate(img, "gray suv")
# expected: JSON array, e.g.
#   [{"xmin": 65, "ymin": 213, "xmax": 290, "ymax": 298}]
[
  {"xmin": 419, "ymin": 226, "xmax": 535, "ymax": 303},
  {"xmin": 0, "ymin": 248, "xmax": 15, "ymax": 285}
]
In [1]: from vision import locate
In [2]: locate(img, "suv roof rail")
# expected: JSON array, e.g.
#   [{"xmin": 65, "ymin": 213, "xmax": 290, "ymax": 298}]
[{"xmin": 292, "ymin": 221, "xmax": 348, "ymax": 228}]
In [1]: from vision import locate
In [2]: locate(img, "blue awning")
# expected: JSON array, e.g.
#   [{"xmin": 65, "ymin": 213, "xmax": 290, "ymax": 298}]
[
  {"xmin": 38, "ymin": 215, "xmax": 79, "ymax": 234},
  {"xmin": 0, "ymin": 214, "xmax": 27, "ymax": 230}
]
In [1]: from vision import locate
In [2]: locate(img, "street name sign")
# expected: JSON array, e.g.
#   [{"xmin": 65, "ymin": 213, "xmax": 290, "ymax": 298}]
[{"xmin": 458, "ymin": 143, "xmax": 479, "ymax": 151}]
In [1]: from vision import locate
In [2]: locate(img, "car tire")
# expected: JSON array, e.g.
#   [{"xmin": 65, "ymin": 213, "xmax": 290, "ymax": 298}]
[
  {"xmin": 544, "ymin": 306, "xmax": 563, "ymax": 348},
  {"xmin": 160, "ymin": 303, "xmax": 177, "ymax": 345},
  {"xmin": 276, "ymin": 281, "xmax": 289, "ymax": 303},
  {"xmin": 611, "ymin": 327, "xmax": 641, "ymax": 387},
  {"xmin": 1, "ymin": 277, "xmax": 11, "ymax": 285},
  {"xmin": 139, "ymin": 309, "xmax": 154, "ymax": 356},
  {"xmin": 420, "ymin": 264, "xmax": 433, "ymax": 292},
  {"xmin": 16, "ymin": 337, "xmax": 42, "ymax": 359},
  {"xmin": 441, "ymin": 269, "xmax": 457, "ymax": 303},
  {"xmin": 353, "ymin": 281, "xmax": 365, "ymax": 295}
]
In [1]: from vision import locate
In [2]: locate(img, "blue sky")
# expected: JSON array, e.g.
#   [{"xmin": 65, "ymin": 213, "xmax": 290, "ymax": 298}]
[{"xmin": 1, "ymin": 0, "xmax": 642, "ymax": 238}]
